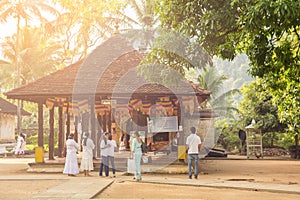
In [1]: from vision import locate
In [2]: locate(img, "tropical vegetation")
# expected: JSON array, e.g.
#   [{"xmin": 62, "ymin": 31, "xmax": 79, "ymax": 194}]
[{"xmin": 0, "ymin": 0, "xmax": 299, "ymax": 153}]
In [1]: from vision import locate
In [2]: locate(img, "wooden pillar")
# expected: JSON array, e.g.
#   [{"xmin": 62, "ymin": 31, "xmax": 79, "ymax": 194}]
[
  {"xmin": 90, "ymin": 97, "xmax": 96, "ymax": 156},
  {"xmin": 178, "ymin": 99, "xmax": 184, "ymax": 145},
  {"xmin": 97, "ymin": 115, "xmax": 102, "ymax": 158},
  {"xmin": 38, "ymin": 102, "xmax": 44, "ymax": 147},
  {"xmin": 49, "ymin": 107, "xmax": 55, "ymax": 160},
  {"xmin": 102, "ymin": 114, "xmax": 107, "ymax": 132},
  {"xmin": 82, "ymin": 112, "xmax": 89, "ymax": 133},
  {"xmin": 90, "ymin": 98, "xmax": 96, "ymax": 139},
  {"xmin": 108, "ymin": 111, "xmax": 112, "ymax": 133},
  {"xmin": 66, "ymin": 109, "xmax": 71, "ymax": 139},
  {"xmin": 58, "ymin": 106, "xmax": 63, "ymax": 157},
  {"xmin": 74, "ymin": 116, "xmax": 78, "ymax": 142}
]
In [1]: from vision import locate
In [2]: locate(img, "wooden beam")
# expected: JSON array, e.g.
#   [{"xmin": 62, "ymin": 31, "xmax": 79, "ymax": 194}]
[
  {"xmin": 38, "ymin": 102, "xmax": 44, "ymax": 147},
  {"xmin": 49, "ymin": 107, "xmax": 54, "ymax": 160}
]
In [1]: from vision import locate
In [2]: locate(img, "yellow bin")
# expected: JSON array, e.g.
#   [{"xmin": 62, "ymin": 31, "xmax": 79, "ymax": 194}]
[
  {"xmin": 35, "ymin": 146, "xmax": 44, "ymax": 163},
  {"xmin": 178, "ymin": 145, "xmax": 186, "ymax": 160}
]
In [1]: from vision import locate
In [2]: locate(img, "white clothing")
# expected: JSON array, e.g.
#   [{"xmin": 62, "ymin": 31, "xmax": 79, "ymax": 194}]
[
  {"xmin": 107, "ymin": 140, "xmax": 117, "ymax": 157},
  {"xmin": 15, "ymin": 136, "xmax": 25, "ymax": 155},
  {"xmin": 100, "ymin": 139, "xmax": 109, "ymax": 156},
  {"xmin": 80, "ymin": 138, "xmax": 95, "ymax": 171},
  {"xmin": 186, "ymin": 134, "xmax": 201, "ymax": 154},
  {"xmin": 63, "ymin": 139, "xmax": 80, "ymax": 175}
]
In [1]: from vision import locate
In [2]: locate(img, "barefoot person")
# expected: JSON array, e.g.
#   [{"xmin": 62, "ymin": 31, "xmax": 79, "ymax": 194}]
[
  {"xmin": 80, "ymin": 132, "xmax": 95, "ymax": 176},
  {"xmin": 63, "ymin": 133, "xmax": 80, "ymax": 176}
]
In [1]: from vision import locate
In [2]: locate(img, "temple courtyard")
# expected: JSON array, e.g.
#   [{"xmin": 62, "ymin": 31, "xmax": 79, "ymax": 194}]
[{"xmin": 0, "ymin": 155, "xmax": 300, "ymax": 200}]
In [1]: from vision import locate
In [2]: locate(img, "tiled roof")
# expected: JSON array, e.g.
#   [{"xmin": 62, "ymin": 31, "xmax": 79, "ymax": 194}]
[
  {"xmin": 0, "ymin": 97, "xmax": 31, "ymax": 116},
  {"xmin": 5, "ymin": 34, "xmax": 210, "ymax": 102}
]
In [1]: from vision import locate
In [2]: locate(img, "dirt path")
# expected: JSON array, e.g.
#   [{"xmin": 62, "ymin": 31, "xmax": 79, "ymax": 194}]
[
  {"xmin": 0, "ymin": 157, "xmax": 299, "ymax": 199},
  {"xmin": 97, "ymin": 180, "xmax": 300, "ymax": 200}
]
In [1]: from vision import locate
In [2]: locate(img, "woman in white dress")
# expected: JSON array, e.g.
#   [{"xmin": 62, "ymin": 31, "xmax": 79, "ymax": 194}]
[
  {"xmin": 63, "ymin": 133, "xmax": 80, "ymax": 176},
  {"xmin": 80, "ymin": 132, "xmax": 95, "ymax": 176}
]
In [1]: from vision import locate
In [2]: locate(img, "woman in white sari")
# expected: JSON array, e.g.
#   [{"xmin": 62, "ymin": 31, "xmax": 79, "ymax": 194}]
[
  {"xmin": 80, "ymin": 132, "xmax": 95, "ymax": 176},
  {"xmin": 63, "ymin": 133, "xmax": 80, "ymax": 176}
]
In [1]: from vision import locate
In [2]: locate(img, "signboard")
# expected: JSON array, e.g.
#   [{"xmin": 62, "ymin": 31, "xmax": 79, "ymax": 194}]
[{"xmin": 147, "ymin": 116, "xmax": 178, "ymax": 133}]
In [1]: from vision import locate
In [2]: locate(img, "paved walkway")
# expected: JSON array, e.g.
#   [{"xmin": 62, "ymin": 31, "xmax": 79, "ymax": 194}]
[
  {"xmin": 31, "ymin": 176, "xmax": 114, "ymax": 200},
  {"xmin": 1, "ymin": 172, "xmax": 295, "ymax": 200}
]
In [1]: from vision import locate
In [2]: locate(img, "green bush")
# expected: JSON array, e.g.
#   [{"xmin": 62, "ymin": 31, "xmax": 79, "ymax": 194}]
[
  {"xmin": 263, "ymin": 132, "xmax": 294, "ymax": 149},
  {"xmin": 26, "ymin": 133, "xmax": 58, "ymax": 149}
]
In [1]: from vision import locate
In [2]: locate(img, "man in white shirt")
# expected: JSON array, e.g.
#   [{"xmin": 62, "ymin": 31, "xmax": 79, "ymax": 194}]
[{"xmin": 186, "ymin": 127, "xmax": 202, "ymax": 179}]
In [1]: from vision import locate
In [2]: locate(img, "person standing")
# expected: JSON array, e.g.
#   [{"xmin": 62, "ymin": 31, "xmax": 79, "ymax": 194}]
[
  {"xmin": 186, "ymin": 127, "xmax": 202, "ymax": 179},
  {"xmin": 131, "ymin": 131, "xmax": 143, "ymax": 181},
  {"xmin": 14, "ymin": 133, "xmax": 26, "ymax": 158},
  {"xmin": 99, "ymin": 132, "xmax": 110, "ymax": 177},
  {"xmin": 63, "ymin": 133, "xmax": 80, "ymax": 176},
  {"xmin": 80, "ymin": 132, "xmax": 95, "ymax": 176},
  {"xmin": 107, "ymin": 134, "xmax": 117, "ymax": 177}
]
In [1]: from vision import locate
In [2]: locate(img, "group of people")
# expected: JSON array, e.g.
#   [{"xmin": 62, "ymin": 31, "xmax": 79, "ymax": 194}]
[
  {"xmin": 63, "ymin": 126, "xmax": 202, "ymax": 181},
  {"xmin": 63, "ymin": 131, "xmax": 117, "ymax": 177}
]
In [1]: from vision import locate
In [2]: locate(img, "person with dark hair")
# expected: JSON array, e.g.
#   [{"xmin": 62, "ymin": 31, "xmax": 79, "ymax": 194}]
[
  {"xmin": 80, "ymin": 132, "xmax": 95, "ymax": 176},
  {"xmin": 131, "ymin": 131, "xmax": 143, "ymax": 181},
  {"xmin": 186, "ymin": 127, "xmax": 202, "ymax": 179},
  {"xmin": 63, "ymin": 133, "xmax": 80, "ymax": 176},
  {"xmin": 238, "ymin": 129, "xmax": 247, "ymax": 155},
  {"xmin": 107, "ymin": 134, "xmax": 117, "ymax": 177},
  {"xmin": 14, "ymin": 133, "xmax": 26, "ymax": 158},
  {"xmin": 99, "ymin": 132, "xmax": 110, "ymax": 177}
]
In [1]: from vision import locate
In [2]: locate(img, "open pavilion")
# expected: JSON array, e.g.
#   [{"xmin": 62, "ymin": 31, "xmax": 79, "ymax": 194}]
[{"xmin": 5, "ymin": 34, "xmax": 212, "ymax": 161}]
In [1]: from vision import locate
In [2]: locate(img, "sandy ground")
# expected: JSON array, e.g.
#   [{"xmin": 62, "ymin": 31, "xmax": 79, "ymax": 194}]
[
  {"xmin": 97, "ymin": 181, "xmax": 300, "ymax": 200},
  {"xmin": 0, "ymin": 158, "xmax": 67, "ymax": 200},
  {"xmin": 96, "ymin": 159, "xmax": 300, "ymax": 199},
  {"xmin": 0, "ymin": 156, "xmax": 300, "ymax": 200}
]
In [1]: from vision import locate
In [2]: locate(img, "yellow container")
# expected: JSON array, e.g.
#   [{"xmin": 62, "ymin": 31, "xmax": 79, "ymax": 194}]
[
  {"xmin": 35, "ymin": 146, "xmax": 44, "ymax": 163},
  {"xmin": 178, "ymin": 145, "xmax": 186, "ymax": 160}
]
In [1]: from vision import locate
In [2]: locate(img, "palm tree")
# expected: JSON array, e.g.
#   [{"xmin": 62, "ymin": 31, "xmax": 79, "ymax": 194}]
[
  {"xmin": 1, "ymin": 27, "xmax": 61, "ymax": 86},
  {"xmin": 120, "ymin": 0, "xmax": 159, "ymax": 52},
  {"xmin": 195, "ymin": 67, "xmax": 240, "ymax": 117},
  {"xmin": 45, "ymin": 0, "xmax": 124, "ymax": 65},
  {"xmin": 0, "ymin": 0, "xmax": 59, "ymax": 134}
]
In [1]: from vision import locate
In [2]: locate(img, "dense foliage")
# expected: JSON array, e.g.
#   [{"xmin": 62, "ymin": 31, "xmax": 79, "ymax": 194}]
[{"xmin": 157, "ymin": 0, "xmax": 300, "ymax": 143}]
